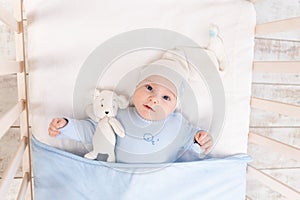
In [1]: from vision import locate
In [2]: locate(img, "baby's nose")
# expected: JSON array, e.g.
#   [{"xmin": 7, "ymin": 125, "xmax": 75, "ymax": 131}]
[
  {"xmin": 148, "ymin": 96, "xmax": 159, "ymax": 104},
  {"xmin": 105, "ymin": 111, "xmax": 109, "ymax": 114}
]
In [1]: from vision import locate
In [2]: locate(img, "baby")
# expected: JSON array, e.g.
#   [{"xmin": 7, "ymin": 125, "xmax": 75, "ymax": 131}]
[{"xmin": 49, "ymin": 55, "xmax": 213, "ymax": 163}]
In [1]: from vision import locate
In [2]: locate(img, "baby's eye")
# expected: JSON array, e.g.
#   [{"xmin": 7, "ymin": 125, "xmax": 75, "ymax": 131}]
[
  {"xmin": 146, "ymin": 85, "xmax": 153, "ymax": 91},
  {"xmin": 101, "ymin": 104, "xmax": 104, "ymax": 107},
  {"xmin": 162, "ymin": 95, "xmax": 170, "ymax": 101}
]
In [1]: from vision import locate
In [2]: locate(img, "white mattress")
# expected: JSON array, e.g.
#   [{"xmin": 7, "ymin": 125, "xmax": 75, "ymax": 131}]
[{"xmin": 25, "ymin": 0, "xmax": 255, "ymax": 156}]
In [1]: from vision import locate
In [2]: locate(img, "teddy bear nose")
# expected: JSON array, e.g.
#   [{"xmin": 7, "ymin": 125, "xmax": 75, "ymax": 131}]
[{"xmin": 105, "ymin": 111, "xmax": 109, "ymax": 114}]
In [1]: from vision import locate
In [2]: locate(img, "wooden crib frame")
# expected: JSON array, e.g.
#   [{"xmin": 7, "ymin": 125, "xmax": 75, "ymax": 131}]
[{"xmin": 0, "ymin": 0, "xmax": 299, "ymax": 199}]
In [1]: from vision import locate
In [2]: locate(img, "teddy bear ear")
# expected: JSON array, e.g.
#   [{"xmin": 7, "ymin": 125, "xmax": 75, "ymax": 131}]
[
  {"xmin": 94, "ymin": 89, "xmax": 101, "ymax": 98},
  {"xmin": 117, "ymin": 95, "xmax": 129, "ymax": 109}
]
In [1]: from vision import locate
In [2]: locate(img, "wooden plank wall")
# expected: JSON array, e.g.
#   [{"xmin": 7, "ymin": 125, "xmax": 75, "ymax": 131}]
[
  {"xmin": 0, "ymin": 1, "xmax": 23, "ymax": 199},
  {"xmin": 247, "ymin": 0, "xmax": 300, "ymax": 199},
  {"xmin": 0, "ymin": 0, "xmax": 299, "ymax": 199}
]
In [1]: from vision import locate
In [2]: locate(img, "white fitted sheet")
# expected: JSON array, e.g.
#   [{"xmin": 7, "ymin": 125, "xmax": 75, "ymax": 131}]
[{"xmin": 25, "ymin": 0, "xmax": 255, "ymax": 156}]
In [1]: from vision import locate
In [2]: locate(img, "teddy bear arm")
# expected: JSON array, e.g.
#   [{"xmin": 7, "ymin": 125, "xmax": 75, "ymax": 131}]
[{"xmin": 108, "ymin": 118, "xmax": 125, "ymax": 138}]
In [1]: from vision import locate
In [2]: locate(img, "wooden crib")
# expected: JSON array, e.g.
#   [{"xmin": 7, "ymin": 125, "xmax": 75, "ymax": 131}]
[{"xmin": 0, "ymin": 0, "xmax": 299, "ymax": 199}]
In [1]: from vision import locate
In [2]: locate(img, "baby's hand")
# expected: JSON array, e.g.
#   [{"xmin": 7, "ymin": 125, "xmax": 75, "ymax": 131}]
[
  {"xmin": 194, "ymin": 131, "xmax": 213, "ymax": 154},
  {"xmin": 48, "ymin": 118, "xmax": 67, "ymax": 137}
]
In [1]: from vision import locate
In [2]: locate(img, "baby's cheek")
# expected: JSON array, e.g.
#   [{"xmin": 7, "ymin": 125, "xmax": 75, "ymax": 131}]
[
  {"xmin": 152, "ymin": 105, "xmax": 166, "ymax": 119},
  {"xmin": 167, "ymin": 103, "xmax": 177, "ymax": 115}
]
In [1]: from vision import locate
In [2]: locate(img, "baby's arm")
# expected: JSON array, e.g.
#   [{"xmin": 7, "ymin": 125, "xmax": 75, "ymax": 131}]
[
  {"xmin": 48, "ymin": 117, "xmax": 96, "ymax": 143},
  {"xmin": 194, "ymin": 131, "xmax": 213, "ymax": 154}
]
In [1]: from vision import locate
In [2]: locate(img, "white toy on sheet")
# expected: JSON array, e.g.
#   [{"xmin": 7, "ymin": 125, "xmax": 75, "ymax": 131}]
[
  {"xmin": 206, "ymin": 24, "xmax": 228, "ymax": 71},
  {"xmin": 84, "ymin": 90, "xmax": 129, "ymax": 162}
]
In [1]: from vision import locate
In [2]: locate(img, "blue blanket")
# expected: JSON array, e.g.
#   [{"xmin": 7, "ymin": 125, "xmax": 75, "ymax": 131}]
[{"xmin": 31, "ymin": 137, "xmax": 251, "ymax": 200}]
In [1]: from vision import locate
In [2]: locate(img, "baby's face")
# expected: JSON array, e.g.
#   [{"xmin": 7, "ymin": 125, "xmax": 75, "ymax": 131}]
[{"xmin": 133, "ymin": 82, "xmax": 177, "ymax": 120}]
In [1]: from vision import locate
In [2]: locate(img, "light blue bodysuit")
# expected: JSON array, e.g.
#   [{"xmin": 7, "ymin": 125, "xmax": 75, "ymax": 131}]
[{"xmin": 59, "ymin": 107, "xmax": 203, "ymax": 163}]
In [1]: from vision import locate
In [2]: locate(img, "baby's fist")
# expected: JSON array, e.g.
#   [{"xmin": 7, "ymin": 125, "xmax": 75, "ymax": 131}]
[
  {"xmin": 194, "ymin": 131, "xmax": 213, "ymax": 154},
  {"xmin": 48, "ymin": 118, "xmax": 67, "ymax": 137}
]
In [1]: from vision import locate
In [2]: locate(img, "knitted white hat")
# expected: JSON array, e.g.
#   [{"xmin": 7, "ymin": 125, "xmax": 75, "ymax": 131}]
[
  {"xmin": 137, "ymin": 75, "xmax": 178, "ymax": 96},
  {"xmin": 136, "ymin": 49, "xmax": 190, "ymax": 98}
]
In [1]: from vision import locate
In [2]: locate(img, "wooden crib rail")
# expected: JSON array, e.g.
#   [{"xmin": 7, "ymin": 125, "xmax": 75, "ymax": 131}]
[
  {"xmin": 0, "ymin": 137, "xmax": 27, "ymax": 197},
  {"xmin": 251, "ymin": 97, "xmax": 300, "ymax": 118},
  {"xmin": 253, "ymin": 61, "xmax": 300, "ymax": 73},
  {"xmin": 0, "ymin": 0, "xmax": 33, "ymax": 199},
  {"xmin": 248, "ymin": 132, "xmax": 300, "ymax": 198},
  {"xmin": 17, "ymin": 172, "xmax": 30, "ymax": 200},
  {"xmin": 249, "ymin": 93, "xmax": 300, "ymax": 199},
  {"xmin": 248, "ymin": 1, "xmax": 300, "ymax": 198},
  {"xmin": 249, "ymin": 132, "xmax": 300, "ymax": 159},
  {"xmin": 0, "ymin": 100, "xmax": 25, "ymax": 140},
  {"xmin": 0, "ymin": 6, "xmax": 21, "ymax": 33},
  {"xmin": 255, "ymin": 16, "xmax": 300, "ymax": 35},
  {"xmin": 248, "ymin": 131, "xmax": 300, "ymax": 199},
  {"xmin": 247, "ymin": 165, "xmax": 300, "ymax": 199},
  {"xmin": 0, "ymin": 60, "xmax": 23, "ymax": 75}
]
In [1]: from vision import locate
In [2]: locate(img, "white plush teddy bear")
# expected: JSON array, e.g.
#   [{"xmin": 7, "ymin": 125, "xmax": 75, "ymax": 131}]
[{"xmin": 84, "ymin": 89, "xmax": 129, "ymax": 162}]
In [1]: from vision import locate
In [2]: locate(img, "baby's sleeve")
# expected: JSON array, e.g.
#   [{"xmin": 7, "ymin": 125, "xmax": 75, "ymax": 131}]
[
  {"xmin": 58, "ymin": 117, "xmax": 96, "ymax": 144},
  {"xmin": 181, "ymin": 115, "xmax": 205, "ymax": 155}
]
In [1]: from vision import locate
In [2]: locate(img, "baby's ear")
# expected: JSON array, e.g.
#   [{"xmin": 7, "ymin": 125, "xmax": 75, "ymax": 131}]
[{"xmin": 117, "ymin": 95, "xmax": 129, "ymax": 109}]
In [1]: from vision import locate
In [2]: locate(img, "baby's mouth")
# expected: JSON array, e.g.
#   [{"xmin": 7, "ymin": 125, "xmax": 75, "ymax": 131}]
[{"xmin": 143, "ymin": 104, "xmax": 155, "ymax": 112}]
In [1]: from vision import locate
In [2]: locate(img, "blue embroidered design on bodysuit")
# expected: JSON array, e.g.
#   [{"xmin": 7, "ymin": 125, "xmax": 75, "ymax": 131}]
[{"xmin": 143, "ymin": 133, "xmax": 159, "ymax": 145}]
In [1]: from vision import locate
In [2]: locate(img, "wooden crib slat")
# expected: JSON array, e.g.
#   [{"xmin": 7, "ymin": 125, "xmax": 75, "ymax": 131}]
[
  {"xmin": 255, "ymin": 17, "xmax": 300, "ymax": 35},
  {"xmin": 248, "ymin": 132, "xmax": 300, "ymax": 158},
  {"xmin": 17, "ymin": 172, "xmax": 29, "ymax": 200},
  {"xmin": 251, "ymin": 97, "xmax": 300, "ymax": 117},
  {"xmin": 0, "ymin": 60, "xmax": 23, "ymax": 75},
  {"xmin": 0, "ymin": 136, "xmax": 27, "ymax": 198},
  {"xmin": 14, "ymin": 0, "xmax": 34, "ymax": 199},
  {"xmin": 0, "ymin": 6, "xmax": 20, "ymax": 33},
  {"xmin": 247, "ymin": 165, "xmax": 300, "ymax": 199},
  {"xmin": 253, "ymin": 61, "xmax": 300, "ymax": 73},
  {"xmin": 0, "ymin": 100, "xmax": 25, "ymax": 140}
]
